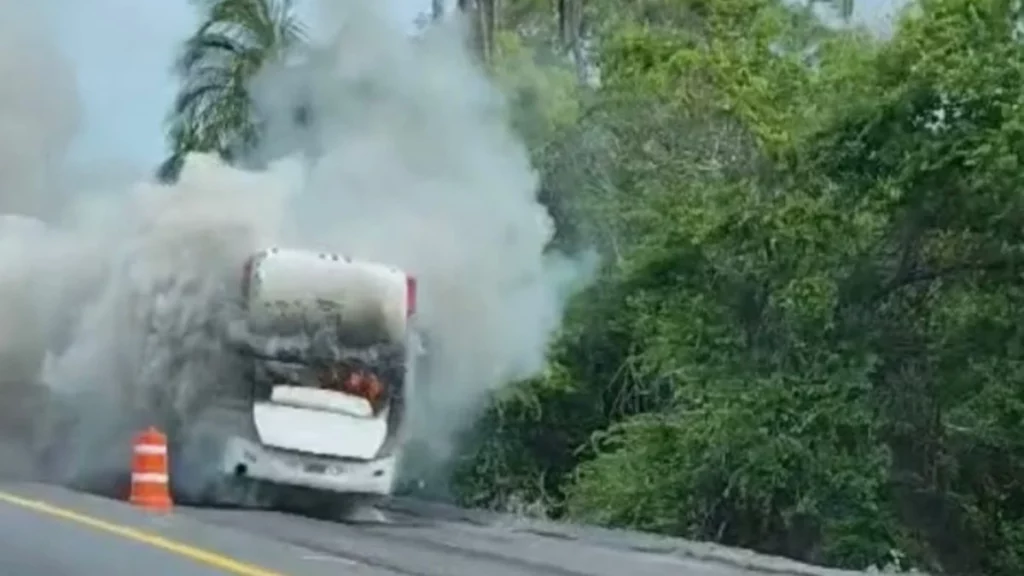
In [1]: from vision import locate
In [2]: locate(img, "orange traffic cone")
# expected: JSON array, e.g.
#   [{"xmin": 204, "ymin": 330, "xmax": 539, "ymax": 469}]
[{"xmin": 129, "ymin": 427, "xmax": 173, "ymax": 512}]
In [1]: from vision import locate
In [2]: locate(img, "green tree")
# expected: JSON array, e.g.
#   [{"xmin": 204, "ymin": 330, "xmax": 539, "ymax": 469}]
[
  {"xmin": 159, "ymin": 0, "xmax": 307, "ymax": 181},
  {"xmin": 457, "ymin": 0, "xmax": 1024, "ymax": 573},
  {"xmin": 156, "ymin": 0, "xmax": 1024, "ymax": 572}
]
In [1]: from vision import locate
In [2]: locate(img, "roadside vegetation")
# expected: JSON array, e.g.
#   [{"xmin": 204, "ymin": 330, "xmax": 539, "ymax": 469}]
[{"xmin": 166, "ymin": 0, "xmax": 1024, "ymax": 573}]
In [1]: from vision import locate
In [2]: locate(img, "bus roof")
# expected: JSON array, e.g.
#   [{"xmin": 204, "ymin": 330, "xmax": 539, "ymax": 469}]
[{"xmin": 244, "ymin": 248, "xmax": 410, "ymax": 345}]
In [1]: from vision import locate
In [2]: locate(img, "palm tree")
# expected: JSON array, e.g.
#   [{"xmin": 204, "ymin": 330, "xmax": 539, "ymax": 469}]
[{"xmin": 160, "ymin": 0, "xmax": 307, "ymax": 182}]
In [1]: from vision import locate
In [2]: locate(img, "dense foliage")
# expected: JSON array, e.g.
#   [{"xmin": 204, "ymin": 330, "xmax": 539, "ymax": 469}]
[{"xmin": 167, "ymin": 0, "xmax": 1024, "ymax": 573}]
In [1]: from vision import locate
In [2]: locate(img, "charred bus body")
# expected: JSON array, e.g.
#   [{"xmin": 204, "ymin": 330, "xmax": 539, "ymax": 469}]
[
  {"xmin": 170, "ymin": 247, "xmax": 422, "ymax": 508},
  {"xmin": 30, "ymin": 244, "xmax": 420, "ymax": 509}
]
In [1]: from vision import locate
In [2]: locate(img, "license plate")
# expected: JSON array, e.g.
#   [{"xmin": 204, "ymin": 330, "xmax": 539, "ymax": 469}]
[{"xmin": 304, "ymin": 462, "xmax": 327, "ymax": 474}]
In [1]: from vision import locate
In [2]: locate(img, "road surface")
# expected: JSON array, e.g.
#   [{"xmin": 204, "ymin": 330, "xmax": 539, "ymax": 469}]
[{"xmin": 0, "ymin": 480, "xmax": 873, "ymax": 576}]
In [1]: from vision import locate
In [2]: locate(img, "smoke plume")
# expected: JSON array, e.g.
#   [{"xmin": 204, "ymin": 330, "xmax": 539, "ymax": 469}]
[{"xmin": 0, "ymin": 0, "xmax": 594, "ymax": 494}]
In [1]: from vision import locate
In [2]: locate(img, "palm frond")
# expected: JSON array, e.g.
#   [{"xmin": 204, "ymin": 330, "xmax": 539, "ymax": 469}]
[
  {"xmin": 165, "ymin": 0, "xmax": 309, "ymax": 169},
  {"xmin": 176, "ymin": 31, "xmax": 248, "ymax": 74}
]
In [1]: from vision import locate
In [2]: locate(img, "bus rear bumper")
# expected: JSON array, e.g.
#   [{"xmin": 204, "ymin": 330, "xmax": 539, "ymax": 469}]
[{"xmin": 221, "ymin": 435, "xmax": 397, "ymax": 496}]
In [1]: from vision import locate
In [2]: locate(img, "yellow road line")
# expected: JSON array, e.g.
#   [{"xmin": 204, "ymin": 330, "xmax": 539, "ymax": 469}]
[{"xmin": 0, "ymin": 490, "xmax": 285, "ymax": 576}]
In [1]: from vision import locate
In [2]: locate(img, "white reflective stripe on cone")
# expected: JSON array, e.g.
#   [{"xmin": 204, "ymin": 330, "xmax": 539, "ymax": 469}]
[
  {"xmin": 134, "ymin": 444, "xmax": 167, "ymax": 455},
  {"xmin": 132, "ymin": 473, "xmax": 169, "ymax": 483}
]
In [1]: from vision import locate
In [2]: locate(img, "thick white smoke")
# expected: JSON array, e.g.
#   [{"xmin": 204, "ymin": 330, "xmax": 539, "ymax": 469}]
[
  {"xmin": 262, "ymin": 4, "xmax": 596, "ymax": 471},
  {"xmin": 0, "ymin": 0, "xmax": 593, "ymax": 492},
  {"xmin": 34, "ymin": 157, "xmax": 297, "ymax": 489}
]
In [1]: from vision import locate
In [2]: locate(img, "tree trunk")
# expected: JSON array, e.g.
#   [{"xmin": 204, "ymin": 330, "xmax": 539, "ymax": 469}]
[
  {"xmin": 457, "ymin": 0, "xmax": 495, "ymax": 66},
  {"xmin": 557, "ymin": 0, "xmax": 586, "ymax": 83}
]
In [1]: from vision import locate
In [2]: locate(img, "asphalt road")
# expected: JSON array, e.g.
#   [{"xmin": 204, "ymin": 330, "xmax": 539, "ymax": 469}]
[
  {"xmin": 0, "ymin": 483, "xmax": 401, "ymax": 576},
  {"xmin": 0, "ymin": 490, "xmax": 228, "ymax": 576},
  {"xmin": 0, "ymin": 480, "xmax": 873, "ymax": 576}
]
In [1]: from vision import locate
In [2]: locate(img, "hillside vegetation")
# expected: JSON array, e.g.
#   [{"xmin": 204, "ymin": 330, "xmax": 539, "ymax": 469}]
[{"xmin": 168, "ymin": 1, "xmax": 1024, "ymax": 573}]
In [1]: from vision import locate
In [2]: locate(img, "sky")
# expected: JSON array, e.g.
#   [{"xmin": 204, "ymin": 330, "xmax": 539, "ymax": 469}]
[
  {"xmin": 55, "ymin": 0, "xmax": 430, "ymax": 170},
  {"xmin": 54, "ymin": 0, "xmax": 898, "ymax": 172}
]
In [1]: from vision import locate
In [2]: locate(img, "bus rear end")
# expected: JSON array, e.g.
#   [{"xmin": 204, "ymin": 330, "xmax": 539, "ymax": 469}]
[{"xmin": 221, "ymin": 247, "xmax": 419, "ymax": 497}]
